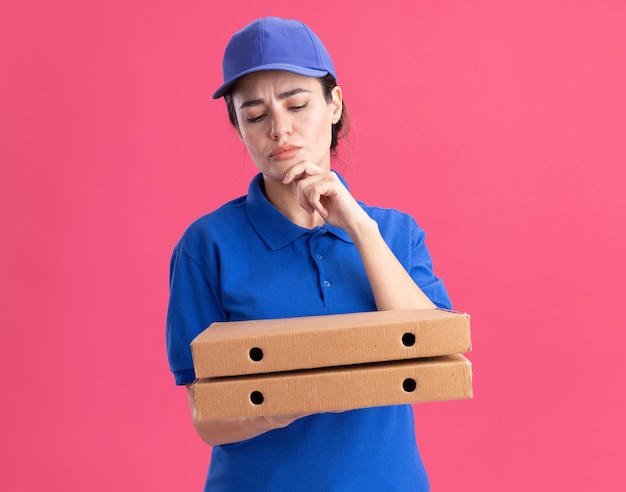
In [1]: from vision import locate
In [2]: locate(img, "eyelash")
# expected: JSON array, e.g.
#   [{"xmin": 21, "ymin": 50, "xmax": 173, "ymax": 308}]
[
  {"xmin": 246, "ymin": 115, "xmax": 265, "ymax": 123},
  {"xmin": 245, "ymin": 102, "xmax": 309, "ymax": 123}
]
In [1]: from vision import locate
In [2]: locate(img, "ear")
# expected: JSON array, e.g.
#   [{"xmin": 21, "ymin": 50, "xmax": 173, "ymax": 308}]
[
  {"xmin": 329, "ymin": 86, "xmax": 343, "ymax": 124},
  {"xmin": 236, "ymin": 126, "xmax": 243, "ymax": 141}
]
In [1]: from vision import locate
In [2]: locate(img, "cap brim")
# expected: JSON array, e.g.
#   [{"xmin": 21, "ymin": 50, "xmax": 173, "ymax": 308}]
[{"xmin": 212, "ymin": 64, "xmax": 330, "ymax": 99}]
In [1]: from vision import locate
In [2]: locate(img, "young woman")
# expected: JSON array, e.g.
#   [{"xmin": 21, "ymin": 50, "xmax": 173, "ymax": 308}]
[{"xmin": 167, "ymin": 16, "xmax": 452, "ymax": 491}]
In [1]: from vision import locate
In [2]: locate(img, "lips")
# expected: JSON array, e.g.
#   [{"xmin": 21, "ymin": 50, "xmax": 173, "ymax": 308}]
[{"xmin": 269, "ymin": 145, "xmax": 301, "ymax": 161}]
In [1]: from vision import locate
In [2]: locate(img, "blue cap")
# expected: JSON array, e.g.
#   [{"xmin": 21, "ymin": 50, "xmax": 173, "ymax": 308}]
[{"xmin": 212, "ymin": 17, "xmax": 337, "ymax": 99}]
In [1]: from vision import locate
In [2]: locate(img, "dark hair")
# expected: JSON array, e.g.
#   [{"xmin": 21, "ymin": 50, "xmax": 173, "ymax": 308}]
[{"xmin": 224, "ymin": 74, "xmax": 350, "ymax": 154}]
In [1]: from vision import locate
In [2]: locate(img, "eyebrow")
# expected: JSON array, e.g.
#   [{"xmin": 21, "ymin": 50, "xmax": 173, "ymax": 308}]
[{"xmin": 238, "ymin": 88, "xmax": 312, "ymax": 110}]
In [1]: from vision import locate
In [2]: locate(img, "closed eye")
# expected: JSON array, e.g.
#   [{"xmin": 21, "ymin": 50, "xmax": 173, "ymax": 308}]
[
  {"xmin": 245, "ymin": 114, "xmax": 266, "ymax": 123},
  {"xmin": 290, "ymin": 102, "xmax": 309, "ymax": 112}
]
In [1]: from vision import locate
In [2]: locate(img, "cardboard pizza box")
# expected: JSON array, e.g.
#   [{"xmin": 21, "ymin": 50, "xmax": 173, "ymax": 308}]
[
  {"xmin": 191, "ymin": 309, "xmax": 471, "ymax": 378},
  {"xmin": 192, "ymin": 354, "xmax": 472, "ymax": 420}
]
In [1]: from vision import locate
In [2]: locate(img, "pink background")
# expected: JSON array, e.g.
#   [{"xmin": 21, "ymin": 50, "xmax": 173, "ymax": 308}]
[{"xmin": 2, "ymin": 1, "xmax": 625, "ymax": 490}]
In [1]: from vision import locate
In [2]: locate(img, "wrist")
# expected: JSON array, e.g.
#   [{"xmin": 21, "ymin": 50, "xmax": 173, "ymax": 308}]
[{"xmin": 346, "ymin": 216, "xmax": 379, "ymax": 243}]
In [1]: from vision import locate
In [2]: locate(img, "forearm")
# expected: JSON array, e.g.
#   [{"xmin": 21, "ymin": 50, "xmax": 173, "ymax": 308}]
[
  {"xmin": 348, "ymin": 218, "xmax": 436, "ymax": 311},
  {"xmin": 186, "ymin": 385, "xmax": 307, "ymax": 446}
]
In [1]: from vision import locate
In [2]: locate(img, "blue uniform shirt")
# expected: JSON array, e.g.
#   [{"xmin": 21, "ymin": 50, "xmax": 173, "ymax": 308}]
[{"xmin": 167, "ymin": 173, "xmax": 451, "ymax": 491}]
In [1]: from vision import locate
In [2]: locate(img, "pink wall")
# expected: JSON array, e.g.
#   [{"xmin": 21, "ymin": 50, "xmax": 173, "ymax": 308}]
[{"xmin": 2, "ymin": 1, "xmax": 625, "ymax": 490}]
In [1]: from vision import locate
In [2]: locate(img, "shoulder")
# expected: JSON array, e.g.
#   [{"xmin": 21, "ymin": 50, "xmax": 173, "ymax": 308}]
[
  {"xmin": 175, "ymin": 195, "xmax": 248, "ymax": 254},
  {"xmin": 358, "ymin": 202, "xmax": 428, "ymax": 251},
  {"xmin": 359, "ymin": 201, "xmax": 420, "ymax": 230}
]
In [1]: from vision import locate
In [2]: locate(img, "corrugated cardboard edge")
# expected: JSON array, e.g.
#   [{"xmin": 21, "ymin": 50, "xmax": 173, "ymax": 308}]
[
  {"xmin": 192, "ymin": 354, "xmax": 473, "ymax": 420},
  {"xmin": 191, "ymin": 309, "xmax": 471, "ymax": 378}
]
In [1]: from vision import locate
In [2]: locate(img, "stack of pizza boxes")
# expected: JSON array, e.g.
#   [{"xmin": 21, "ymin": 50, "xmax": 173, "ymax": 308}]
[{"xmin": 190, "ymin": 309, "xmax": 472, "ymax": 419}]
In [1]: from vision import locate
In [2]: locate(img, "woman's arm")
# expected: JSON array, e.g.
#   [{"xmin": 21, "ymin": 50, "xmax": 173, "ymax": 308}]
[
  {"xmin": 346, "ymin": 217, "xmax": 436, "ymax": 311},
  {"xmin": 186, "ymin": 384, "xmax": 309, "ymax": 446},
  {"xmin": 283, "ymin": 164, "xmax": 436, "ymax": 311},
  {"xmin": 170, "ymin": 246, "xmax": 309, "ymax": 446}
]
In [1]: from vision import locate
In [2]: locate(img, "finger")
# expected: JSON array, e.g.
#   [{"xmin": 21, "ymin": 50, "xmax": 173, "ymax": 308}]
[
  {"xmin": 297, "ymin": 183, "xmax": 319, "ymax": 215},
  {"xmin": 282, "ymin": 162, "xmax": 324, "ymax": 184},
  {"xmin": 305, "ymin": 190, "xmax": 329, "ymax": 219},
  {"xmin": 299, "ymin": 180, "xmax": 334, "ymax": 218}
]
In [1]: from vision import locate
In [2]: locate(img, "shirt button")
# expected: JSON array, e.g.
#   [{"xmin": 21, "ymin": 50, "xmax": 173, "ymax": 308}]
[
  {"xmin": 316, "ymin": 253, "xmax": 323, "ymax": 260},
  {"xmin": 323, "ymin": 280, "xmax": 331, "ymax": 287}
]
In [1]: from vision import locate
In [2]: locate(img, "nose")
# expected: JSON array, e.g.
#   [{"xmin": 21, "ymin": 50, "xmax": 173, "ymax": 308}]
[{"xmin": 270, "ymin": 111, "xmax": 293, "ymax": 140}]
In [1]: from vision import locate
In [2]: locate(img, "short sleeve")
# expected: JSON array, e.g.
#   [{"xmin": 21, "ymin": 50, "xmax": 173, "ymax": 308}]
[
  {"xmin": 408, "ymin": 219, "xmax": 452, "ymax": 310},
  {"xmin": 166, "ymin": 238, "xmax": 227, "ymax": 385}
]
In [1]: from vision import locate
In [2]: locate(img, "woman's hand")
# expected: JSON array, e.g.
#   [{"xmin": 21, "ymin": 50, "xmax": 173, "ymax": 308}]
[{"xmin": 282, "ymin": 161, "xmax": 371, "ymax": 234}]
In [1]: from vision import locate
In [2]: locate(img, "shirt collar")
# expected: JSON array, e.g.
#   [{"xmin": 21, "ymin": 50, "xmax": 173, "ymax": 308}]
[{"xmin": 245, "ymin": 173, "xmax": 354, "ymax": 250}]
